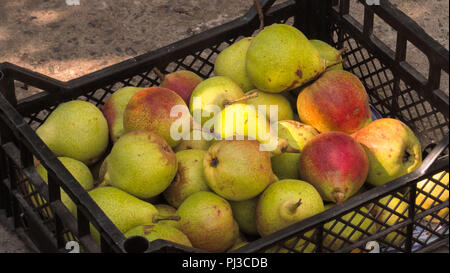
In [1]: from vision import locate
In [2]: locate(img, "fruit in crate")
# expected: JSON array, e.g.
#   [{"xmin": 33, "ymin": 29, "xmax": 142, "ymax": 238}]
[
  {"xmin": 299, "ymin": 132, "xmax": 369, "ymax": 204},
  {"xmin": 123, "ymin": 87, "xmax": 190, "ymax": 148},
  {"xmin": 176, "ymin": 191, "xmax": 239, "ymax": 252},
  {"xmin": 246, "ymin": 24, "xmax": 328, "ymax": 93},
  {"xmin": 297, "ymin": 70, "xmax": 372, "ymax": 134},
  {"xmin": 36, "ymin": 100, "xmax": 109, "ymax": 166},
  {"xmin": 34, "ymin": 157, "xmax": 94, "ymax": 217},
  {"xmin": 174, "ymin": 128, "xmax": 213, "ymax": 152},
  {"xmin": 88, "ymin": 186, "xmax": 175, "ymax": 243},
  {"xmin": 203, "ymin": 140, "xmax": 275, "ymax": 201},
  {"xmin": 271, "ymin": 152, "xmax": 301, "ymax": 180},
  {"xmin": 245, "ymin": 89, "xmax": 294, "ymax": 122},
  {"xmin": 415, "ymin": 171, "xmax": 449, "ymax": 222},
  {"xmin": 277, "ymin": 120, "xmax": 319, "ymax": 151},
  {"xmin": 229, "ymin": 197, "xmax": 259, "ymax": 236},
  {"xmin": 214, "ymin": 37, "xmax": 255, "ymax": 92},
  {"xmin": 255, "ymin": 179, "xmax": 325, "ymax": 237},
  {"xmin": 154, "ymin": 204, "xmax": 180, "ymax": 228},
  {"xmin": 101, "ymin": 130, "xmax": 178, "ymax": 199},
  {"xmin": 159, "ymin": 70, "xmax": 203, "ymax": 104},
  {"xmin": 189, "ymin": 76, "xmax": 245, "ymax": 126},
  {"xmin": 102, "ymin": 86, "xmax": 145, "ymax": 142},
  {"xmin": 264, "ymin": 229, "xmax": 317, "ymax": 253},
  {"xmin": 125, "ymin": 223, "xmax": 192, "ymax": 248},
  {"xmin": 309, "ymin": 39, "xmax": 345, "ymax": 71},
  {"xmin": 352, "ymin": 118, "xmax": 422, "ymax": 186},
  {"xmin": 163, "ymin": 149, "xmax": 210, "ymax": 208}
]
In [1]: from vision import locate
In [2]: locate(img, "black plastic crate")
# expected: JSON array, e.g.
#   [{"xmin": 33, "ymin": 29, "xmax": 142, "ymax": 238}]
[{"xmin": 0, "ymin": 0, "xmax": 448, "ymax": 253}]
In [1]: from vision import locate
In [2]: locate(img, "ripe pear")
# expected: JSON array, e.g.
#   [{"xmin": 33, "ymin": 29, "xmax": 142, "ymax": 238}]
[
  {"xmin": 214, "ymin": 37, "xmax": 255, "ymax": 92},
  {"xmin": 124, "ymin": 223, "xmax": 192, "ymax": 248},
  {"xmin": 36, "ymin": 100, "xmax": 109, "ymax": 166},
  {"xmin": 123, "ymin": 87, "xmax": 190, "ymax": 148},
  {"xmin": 164, "ymin": 149, "xmax": 210, "ymax": 208},
  {"xmin": 309, "ymin": 40, "xmax": 344, "ymax": 71},
  {"xmin": 203, "ymin": 140, "xmax": 275, "ymax": 201},
  {"xmin": 255, "ymin": 179, "xmax": 325, "ymax": 237},
  {"xmin": 297, "ymin": 70, "xmax": 372, "ymax": 134},
  {"xmin": 228, "ymin": 241, "xmax": 249, "ymax": 252},
  {"xmin": 229, "ymin": 197, "xmax": 258, "ymax": 236},
  {"xmin": 352, "ymin": 118, "xmax": 422, "ymax": 187},
  {"xmin": 277, "ymin": 120, "xmax": 319, "ymax": 151},
  {"xmin": 102, "ymin": 130, "xmax": 178, "ymax": 199},
  {"xmin": 174, "ymin": 128, "xmax": 213, "ymax": 152},
  {"xmin": 34, "ymin": 157, "xmax": 94, "ymax": 217},
  {"xmin": 271, "ymin": 153, "xmax": 301, "ymax": 180},
  {"xmin": 246, "ymin": 24, "xmax": 328, "ymax": 93},
  {"xmin": 416, "ymin": 171, "xmax": 449, "ymax": 222},
  {"xmin": 265, "ymin": 229, "xmax": 317, "ymax": 253},
  {"xmin": 154, "ymin": 204, "xmax": 180, "ymax": 228},
  {"xmin": 371, "ymin": 194, "xmax": 409, "ymax": 247},
  {"xmin": 299, "ymin": 132, "xmax": 369, "ymax": 204},
  {"xmin": 88, "ymin": 186, "xmax": 171, "ymax": 243},
  {"xmin": 176, "ymin": 191, "xmax": 239, "ymax": 252},
  {"xmin": 160, "ymin": 70, "xmax": 203, "ymax": 105},
  {"xmin": 189, "ymin": 76, "xmax": 245, "ymax": 126},
  {"xmin": 245, "ymin": 89, "xmax": 294, "ymax": 122},
  {"xmin": 102, "ymin": 86, "xmax": 145, "ymax": 142},
  {"xmin": 323, "ymin": 204, "xmax": 377, "ymax": 251}
]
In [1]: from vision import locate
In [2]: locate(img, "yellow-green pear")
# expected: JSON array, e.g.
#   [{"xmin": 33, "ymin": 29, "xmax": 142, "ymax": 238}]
[
  {"xmin": 174, "ymin": 128, "xmax": 213, "ymax": 152},
  {"xmin": 265, "ymin": 229, "xmax": 317, "ymax": 253},
  {"xmin": 164, "ymin": 149, "xmax": 210, "ymax": 208},
  {"xmin": 124, "ymin": 223, "xmax": 192, "ymax": 248},
  {"xmin": 102, "ymin": 130, "xmax": 178, "ymax": 199},
  {"xmin": 309, "ymin": 39, "xmax": 345, "ymax": 71},
  {"xmin": 214, "ymin": 37, "xmax": 255, "ymax": 92},
  {"xmin": 416, "ymin": 171, "xmax": 449, "ymax": 222},
  {"xmin": 154, "ymin": 204, "xmax": 180, "ymax": 228},
  {"xmin": 255, "ymin": 179, "xmax": 324, "ymax": 237},
  {"xmin": 271, "ymin": 153, "xmax": 301, "ymax": 180},
  {"xmin": 246, "ymin": 24, "xmax": 328, "ymax": 93},
  {"xmin": 277, "ymin": 120, "xmax": 319, "ymax": 151},
  {"xmin": 36, "ymin": 100, "xmax": 109, "ymax": 166},
  {"xmin": 189, "ymin": 76, "xmax": 245, "ymax": 126},
  {"xmin": 245, "ymin": 89, "xmax": 294, "ymax": 122},
  {"xmin": 229, "ymin": 197, "xmax": 259, "ymax": 236}
]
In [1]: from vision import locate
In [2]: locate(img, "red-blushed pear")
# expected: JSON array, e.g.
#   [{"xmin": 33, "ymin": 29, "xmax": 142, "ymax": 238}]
[
  {"xmin": 159, "ymin": 70, "xmax": 203, "ymax": 105},
  {"xmin": 123, "ymin": 87, "xmax": 190, "ymax": 148},
  {"xmin": 352, "ymin": 118, "xmax": 422, "ymax": 187},
  {"xmin": 297, "ymin": 70, "xmax": 372, "ymax": 134},
  {"xmin": 255, "ymin": 179, "xmax": 324, "ymax": 237},
  {"xmin": 176, "ymin": 191, "xmax": 239, "ymax": 253},
  {"xmin": 299, "ymin": 132, "xmax": 369, "ymax": 204}
]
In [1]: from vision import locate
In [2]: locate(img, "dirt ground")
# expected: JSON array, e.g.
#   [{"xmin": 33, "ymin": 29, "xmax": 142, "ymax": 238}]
[{"xmin": 0, "ymin": 0, "xmax": 449, "ymax": 253}]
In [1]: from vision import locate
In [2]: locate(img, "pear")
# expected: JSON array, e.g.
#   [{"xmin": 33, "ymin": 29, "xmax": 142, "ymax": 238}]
[
  {"xmin": 164, "ymin": 149, "xmax": 210, "ymax": 208},
  {"xmin": 124, "ymin": 223, "xmax": 192, "ymax": 248},
  {"xmin": 36, "ymin": 100, "xmax": 109, "ymax": 166},
  {"xmin": 323, "ymin": 204, "xmax": 377, "ymax": 251},
  {"xmin": 154, "ymin": 204, "xmax": 180, "ymax": 228},
  {"xmin": 277, "ymin": 120, "xmax": 319, "ymax": 152},
  {"xmin": 176, "ymin": 191, "xmax": 239, "ymax": 252},
  {"xmin": 271, "ymin": 153, "xmax": 300, "ymax": 180},
  {"xmin": 245, "ymin": 89, "xmax": 294, "ymax": 122},
  {"xmin": 309, "ymin": 40, "xmax": 345, "ymax": 71},
  {"xmin": 203, "ymin": 140, "xmax": 275, "ymax": 201},
  {"xmin": 159, "ymin": 70, "xmax": 203, "ymax": 104},
  {"xmin": 229, "ymin": 197, "xmax": 259, "ymax": 236},
  {"xmin": 33, "ymin": 157, "xmax": 94, "ymax": 217},
  {"xmin": 265, "ymin": 229, "xmax": 317, "ymax": 253},
  {"xmin": 416, "ymin": 171, "xmax": 449, "ymax": 222},
  {"xmin": 102, "ymin": 130, "xmax": 178, "ymax": 199},
  {"xmin": 189, "ymin": 76, "xmax": 245, "ymax": 127},
  {"xmin": 256, "ymin": 179, "xmax": 324, "ymax": 237},
  {"xmin": 174, "ymin": 128, "xmax": 213, "ymax": 152},
  {"xmin": 246, "ymin": 24, "xmax": 328, "ymax": 93},
  {"xmin": 102, "ymin": 86, "xmax": 145, "ymax": 142},
  {"xmin": 214, "ymin": 37, "xmax": 255, "ymax": 92},
  {"xmin": 227, "ymin": 241, "xmax": 249, "ymax": 252}
]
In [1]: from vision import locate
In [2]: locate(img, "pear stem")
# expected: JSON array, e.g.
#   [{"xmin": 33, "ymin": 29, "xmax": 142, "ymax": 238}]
[
  {"xmin": 253, "ymin": 0, "xmax": 265, "ymax": 32},
  {"xmin": 338, "ymin": 47, "xmax": 348, "ymax": 56},
  {"xmin": 290, "ymin": 198, "xmax": 302, "ymax": 213},
  {"xmin": 325, "ymin": 59, "xmax": 344, "ymax": 69},
  {"xmin": 153, "ymin": 67, "xmax": 165, "ymax": 82},
  {"xmin": 153, "ymin": 215, "xmax": 181, "ymax": 223},
  {"xmin": 224, "ymin": 91, "xmax": 259, "ymax": 105}
]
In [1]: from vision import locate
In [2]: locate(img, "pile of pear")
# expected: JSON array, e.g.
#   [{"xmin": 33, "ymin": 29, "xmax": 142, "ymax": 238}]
[{"xmin": 32, "ymin": 23, "xmax": 437, "ymax": 253}]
